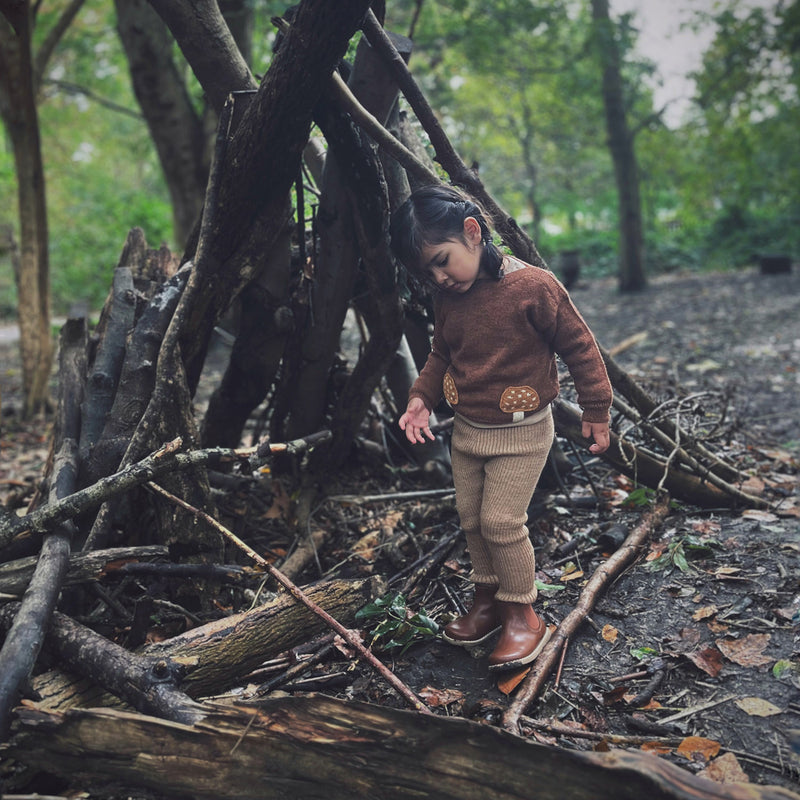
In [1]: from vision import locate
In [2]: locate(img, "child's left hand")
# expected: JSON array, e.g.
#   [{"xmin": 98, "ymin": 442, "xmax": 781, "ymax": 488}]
[{"xmin": 582, "ymin": 421, "xmax": 610, "ymax": 454}]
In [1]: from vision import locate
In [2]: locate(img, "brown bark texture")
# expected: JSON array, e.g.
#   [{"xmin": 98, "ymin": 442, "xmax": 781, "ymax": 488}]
[{"xmin": 6, "ymin": 695, "xmax": 797, "ymax": 800}]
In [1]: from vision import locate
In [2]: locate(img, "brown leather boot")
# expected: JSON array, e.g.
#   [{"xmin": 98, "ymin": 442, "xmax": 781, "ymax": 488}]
[
  {"xmin": 487, "ymin": 602, "xmax": 551, "ymax": 671},
  {"xmin": 442, "ymin": 584, "xmax": 501, "ymax": 646}
]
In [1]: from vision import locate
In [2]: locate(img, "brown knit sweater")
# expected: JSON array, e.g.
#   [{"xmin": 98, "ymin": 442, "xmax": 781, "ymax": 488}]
[{"xmin": 409, "ymin": 258, "xmax": 612, "ymax": 425}]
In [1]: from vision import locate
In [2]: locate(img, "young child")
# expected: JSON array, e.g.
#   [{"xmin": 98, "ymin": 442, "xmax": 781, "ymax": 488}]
[{"xmin": 391, "ymin": 184, "xmax": 612, "ymax": 672}]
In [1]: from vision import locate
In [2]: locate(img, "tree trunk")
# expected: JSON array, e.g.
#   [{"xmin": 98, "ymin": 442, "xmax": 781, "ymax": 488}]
[
  {"xmin": 282, "ymin": 32, "xmax": 405, "ymax": 442},
  {"xmin": 6, "ymin": 695, "xmax": 796, "ymax": 800},
  {"xmin": 115, "ymin": 0, "xmax": 208, "ymax": 249},
  {"xmin": 591, "ymin": 0, "xmax": 646, "ymax": 293},
  {"xmin": 0, "ymin": 5, "xmax": 53, "ymax": 417}
]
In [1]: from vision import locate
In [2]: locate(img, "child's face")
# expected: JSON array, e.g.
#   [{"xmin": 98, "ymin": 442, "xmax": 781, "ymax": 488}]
[{"xmin": 420, "ymin": 217, "xmax": 485, "ymax": 294}]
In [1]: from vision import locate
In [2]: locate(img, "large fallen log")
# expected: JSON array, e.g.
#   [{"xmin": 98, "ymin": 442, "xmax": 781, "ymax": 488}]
[
  {"xmin": 4, "ymin": 695, "xmax": 798, "ymax": 800},
  {"xmin": 7, "ymin": 576, "xmax": 379, "ymax": 711}
]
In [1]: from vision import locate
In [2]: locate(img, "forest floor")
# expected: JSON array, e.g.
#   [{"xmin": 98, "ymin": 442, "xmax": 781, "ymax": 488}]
[{"xmin": 1, "ymin": 265, "xmax": 799, "ymax": 797}]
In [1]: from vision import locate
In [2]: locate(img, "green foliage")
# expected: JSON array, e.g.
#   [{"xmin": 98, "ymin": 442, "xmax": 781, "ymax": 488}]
[
  {"xmin": 629, "ymin": 645, "xmax": 659, "ymax": 662},
  {"xmin": 3, "ymin": 0, "xmax": 798, "ymax": 322},
  {"xmin": 647, "ymin": 533, "xmax": 720, "ymax": 574},
  {"xmin": 622, "ymin": 487, "xmax": 657, "ymax": 508},
  {"xmin": 534, "ymin": 579, "xmax": 566, "ymax": 596},
  {"xmin": 355, "ymin": 592, "xmax": 440, "ymax": 654}
]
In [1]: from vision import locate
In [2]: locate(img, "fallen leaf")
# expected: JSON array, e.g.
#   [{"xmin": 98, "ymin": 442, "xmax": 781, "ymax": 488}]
[
  {"xmin": 645, "ymin": 542, "xmax": 667, "ymax": 561},
  {"xmin": 419, "ymin": 685, "xmax": 464, "ymax": 708},
  {"xmin": 740, "ymin": 476, "xmax": 765, "ymax": 495},
  {"xmin": 602, "ymin": 685, "xmax": 629, "ymax": 706},
  {"xmin": 601, "ymin": 624, "xmax": 619, "ymax": 643},
  {"xmin": 560, "ymin": 569, "xmax": 585, "ymax": 582},
  {"xmin": 776, "ymin": 503, "xmax": 800, "ymax": 519},
  {"xmin": 735, "ymin": 697, "xmax": 782, "ymax": 717},
  {"xmin": 741, "ymin": 509, "xmax": 779, "ymax": 523},
  {"xmin": 593, "ymin": 739, "xmax": 611, "ymax": 752},
  {"xmin": 264, "ymin": 478, "xmax": 292, "ymax": 520},
  {"xmin": 759, "ymin": 448, "xmax": 796, "ymax": 465},
  {"xmin": 691, "ymin": 519, "xmax": 722, "ymax": 535},
  {"xmin": 497, "ymin": 668, "xmax": 530, "ymax": 695},
  {"xmin": 714, "ymin": 566, "xmax": 742, "ymax": 577},
  {"xmin": 677, "ymin": 736, "xmax": 721, "ymax": 762},
  {"xmin": 685, "ymin": 646, "xmax": 724, "ymax": 678},
  {"xmin": 686, "ymin": 358, "xmax": 722, "ymax": 373},
  {"xmin": 353, "ymin": 530, "xmax": 381, "ymax": 561},
  {"xmin": 641, "ymin": 741, "xmax": 673, "ymax": 755},
  {"xmin": 693, "ymin": 605, "xmax": 718, "ymax": 621},
  {"xmin": 637, "ymin": 699, "xmax": 662, "ymax": 711},
  {"xmin": 333, "ymin": 631, "xmax": 362, "ymax": 657},
  {"xmin": 698, "ymin": 752, "xmax": 750, "ymax": 784},
  {"xmin": 716, "ymin": 634, "xmax": 773, "ymax": 667},
  {"xmin": 665, "ymin": 627, "xmax": 701, "ymax": 653}
]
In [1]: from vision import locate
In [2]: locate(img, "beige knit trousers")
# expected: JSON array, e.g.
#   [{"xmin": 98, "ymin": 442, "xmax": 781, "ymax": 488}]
[{"xmin": 451, "ymin": 409, "xmax": 554, "ymax": 604}]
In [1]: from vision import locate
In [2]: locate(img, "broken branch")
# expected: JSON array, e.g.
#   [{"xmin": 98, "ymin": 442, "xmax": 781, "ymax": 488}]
[
  {"xmin": 503, "ymin": 494, "xmax": 672, "ymax": 733},
  {"xmin": 146, "ymin": 481, "xmax": 432, "ymax": 714}
]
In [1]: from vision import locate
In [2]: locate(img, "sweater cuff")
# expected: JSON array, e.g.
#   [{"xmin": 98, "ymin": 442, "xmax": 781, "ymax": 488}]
[
  {"xmin": 580, "ymin": 405, "xmax": 610, "ymax": 424},
  {"xmin": 408, "ymin": 390, "xmax": 434, "ymax": 412}
]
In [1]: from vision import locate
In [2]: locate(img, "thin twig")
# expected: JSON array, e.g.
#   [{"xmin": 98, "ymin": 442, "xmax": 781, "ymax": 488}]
[
  {"xmin": 520, "ymin": 715, "xmax": 683, "ymax": 747},
  {"xmin": 656, "ymin": 694, "xmax": 735, "ymax": 725},
  {"xmin": 1, "ymin": 432, "xmax": 331, "ymax": 547},
  {"xmin": 146, "ymin": 482, "xmax": 431, "ymax": 715}
]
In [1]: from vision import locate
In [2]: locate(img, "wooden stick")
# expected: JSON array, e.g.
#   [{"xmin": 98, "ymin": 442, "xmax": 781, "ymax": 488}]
[
  {"xmin": 0, "ymin": 320, "xmax": 87, "ymax": 740},
  {"xmin": 0, "ymin": 431, "xmax": 331, "ymax": 547},
  {"xmin": 503, "ymin": 494, "xmax": 671, "ymax": 733},
  {"xmin": 146, "ymin": 482, "xmax": 432, "ymax": 715},
  {"xmin": 519, "ymin": 715, "xmax": 683, "ymax": 747}
]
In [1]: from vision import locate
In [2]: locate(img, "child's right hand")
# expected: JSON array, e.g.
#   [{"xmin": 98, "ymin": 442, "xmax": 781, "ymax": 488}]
[{"xmin": 399, "ymin": 397, "xmax": 434, "ymax": 444}]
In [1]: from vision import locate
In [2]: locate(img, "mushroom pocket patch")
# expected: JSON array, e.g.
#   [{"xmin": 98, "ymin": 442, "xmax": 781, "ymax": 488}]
[
  {"xmin": 499, "ymin": 385, "xmax": 540, "ymax": 414},
  {"xmin": 443, "ymin": 373, "xmax": 459, "ymax": 406}
]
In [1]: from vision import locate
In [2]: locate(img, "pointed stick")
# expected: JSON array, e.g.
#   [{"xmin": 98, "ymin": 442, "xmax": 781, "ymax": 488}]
[{"xmin": 146, "ymin": 481, "xmax": 432, "ymax": 715}]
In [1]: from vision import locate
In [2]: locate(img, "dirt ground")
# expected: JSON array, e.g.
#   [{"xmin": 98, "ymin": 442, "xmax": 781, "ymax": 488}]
[{"xmin": 1, "ymin": 266, "xmax": 799, "ymax": 797}]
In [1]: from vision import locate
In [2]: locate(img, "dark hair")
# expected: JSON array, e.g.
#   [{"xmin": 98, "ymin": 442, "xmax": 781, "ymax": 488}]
[{"xmin": 390, "ymin": 185, "xmax": 504, "ymax": 287}]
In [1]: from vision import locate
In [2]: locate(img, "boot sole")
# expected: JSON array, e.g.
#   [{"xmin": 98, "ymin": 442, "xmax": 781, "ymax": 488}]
[
  {"xmin": 441, "ymin": 624, "xmax": 502, "ymax": 647},
  {"xmin": 487, "ymin": 625, "xmax": 552, "ymax": 671}
]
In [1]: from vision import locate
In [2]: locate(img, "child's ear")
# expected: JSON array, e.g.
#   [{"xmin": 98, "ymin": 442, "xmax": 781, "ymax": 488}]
[{"xmin": 463, "ymin": 216, "xmax": 482, "ymax": 244}]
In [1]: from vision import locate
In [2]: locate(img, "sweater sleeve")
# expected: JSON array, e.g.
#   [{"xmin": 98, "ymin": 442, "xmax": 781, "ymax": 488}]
[
  {"xmin": 408, "ymin": 301, "xmax": 450, "ymax": 411},
  {"xmin": 529, "ymin": 273, "xmax": 613, "ymax": 423}
]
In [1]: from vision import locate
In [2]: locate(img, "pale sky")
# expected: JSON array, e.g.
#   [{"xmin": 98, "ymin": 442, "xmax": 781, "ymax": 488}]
[{"xmin": 612, "ymin": 0, "xmax": 775, "ymax": 125}]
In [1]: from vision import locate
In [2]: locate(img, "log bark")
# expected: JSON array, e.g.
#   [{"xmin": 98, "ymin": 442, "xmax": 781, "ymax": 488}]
[
  {"xmin": 5, "ymin": 695, "xmax": 797, "ymax": 800},
  {"xmin": 0, "ymin": 544, "xmax": 168, "ymax": 596},
  {"xmin": 78, "ymin": 264, "xmax": 135, "ymax": 456},
  {"xmin": 0, "ymin": 319, "xmax": 86, "ymax": 739},
  {"xmin": 552, "ymin": 399, "xmax": 747, "ymax": 508},
  {"xmin": 141, "ymin": 576, "xmax": 379, "ymax": 696},
  {"xmin": 115, "ymin": 0, "xmax": 207, "ymax": 248},
  {"xmin": 8, "ymin": 576, "xmax": 377, "ymax": 715},
  {"xmin": 1, "ymin": 603, "xmax": 204, "ymax": 726},
  {"xmin": 284, "ymin": 28, "xmax": 406, "ymax": 442}
]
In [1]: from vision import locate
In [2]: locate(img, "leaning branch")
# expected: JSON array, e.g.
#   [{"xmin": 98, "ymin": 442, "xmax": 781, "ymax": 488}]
[
  {"xmin": 0, "ymin": 432, "xmax": 332, "ymax": 547},
  {"xmin": 361, "ymin": 9, "xmax": 546, "ymax": 268},
  {"xmin": 147, "ymin": 481, "xmax": 432, "ymax": 715}
]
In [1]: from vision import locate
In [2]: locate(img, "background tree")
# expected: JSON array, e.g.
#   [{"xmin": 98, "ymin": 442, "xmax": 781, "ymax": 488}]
[
  {"xmin": 0, "ymin": 0, "xmax": 85, "ymax": 416},
  {"xmin": 590, "ymin": 0, "xmax": 646, "ymax": 292},
  {"xmin": 684, "ymin": 0, "xmax": 800, "ymax": 264}
]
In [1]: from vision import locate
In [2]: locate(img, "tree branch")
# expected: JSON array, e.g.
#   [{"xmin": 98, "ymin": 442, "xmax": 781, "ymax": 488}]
[
  {"xmin": 0, "ymin": 432, "xmax": 332, "ymax": 548},
  {"xmin": 503, "ymin": 494, "xmax": 672, "ymax": 733}
]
